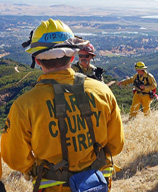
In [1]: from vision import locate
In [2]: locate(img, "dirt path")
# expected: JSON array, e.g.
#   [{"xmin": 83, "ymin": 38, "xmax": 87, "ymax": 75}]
[
  {"xmin": 14, "ymin": 66, "xmax": 20, "ymax": 73},
  {"xmin": 0, "ymin": 52, "xmax": 10, "ymax": 58}
]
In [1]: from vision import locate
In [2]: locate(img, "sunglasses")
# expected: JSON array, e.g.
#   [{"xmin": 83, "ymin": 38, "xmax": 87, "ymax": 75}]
[{"xmin": 79, "ymin": 54, "xmax": 90, "ymax": 58}]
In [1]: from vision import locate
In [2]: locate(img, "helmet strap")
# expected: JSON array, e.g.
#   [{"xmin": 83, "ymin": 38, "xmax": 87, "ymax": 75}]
[
  {"xmin": 92, "ymin": 57, "xmax": 95, "ymax": 64},
  {"xmin": 22, "ymin": 30, "xmax": 34, "ymax": 48},
  {"xmin": 31, "ymin": 56, "xmax": 36, "ymax": 69}
]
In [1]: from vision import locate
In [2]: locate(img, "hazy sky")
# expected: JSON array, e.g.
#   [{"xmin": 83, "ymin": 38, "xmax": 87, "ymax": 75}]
[{"xmin": 1, "ymin": 0, "xmax": 158, "ymax": 9}]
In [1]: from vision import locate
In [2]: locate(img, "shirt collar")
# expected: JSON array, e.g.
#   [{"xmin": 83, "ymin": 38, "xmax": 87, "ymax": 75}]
[{"xmin": 37, "ymin": 68, "xmax": 75, "ymax": 84}]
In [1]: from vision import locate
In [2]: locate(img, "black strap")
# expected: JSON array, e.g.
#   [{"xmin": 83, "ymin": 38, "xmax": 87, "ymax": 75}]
[
  {"xmin": 37, "ymin": 79, "xmax": 69, "ymax": 161},
  {"xmin": 72, "ymin": 83, "xmax": 96, "ymax": 146},
  {"xmin": 0, "ymin": 181, "xmax": 6, "ymax": 192},
  {"xmin": 135, "ymin": 73, "xmax": 150, "ymax": 86},
  {"xmin": 22, "ymin": 30, "xmax": 34, "ymax": 48},
  {"xmin": 134, "ymin": 73, "xmax": 151, "ymax": 94},
  {"xmin": 33, "ymin": 162, "xmax": 46, "ymax": 192}
]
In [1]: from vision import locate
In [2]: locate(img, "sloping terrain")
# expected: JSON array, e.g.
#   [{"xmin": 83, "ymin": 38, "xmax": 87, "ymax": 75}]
[
  {"xmin": 112, "ymin": 112, "xmax": 158, "ymax": 192},
  {"xmin": 0, "ymin": 59, "xmax": 158, "ymax": 191},
  {"xmin": 0, "ymin": 59, "xmax": 42, "ymax": 128},
  {"xmin": 1, "ymin": 112, "xmax": 158, "ymax": 192}
]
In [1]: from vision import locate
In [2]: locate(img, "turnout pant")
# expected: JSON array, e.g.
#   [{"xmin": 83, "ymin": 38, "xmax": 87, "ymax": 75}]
[{"xmin": 129, "ymin": 92, "xmax": 151, "ymax": 119}]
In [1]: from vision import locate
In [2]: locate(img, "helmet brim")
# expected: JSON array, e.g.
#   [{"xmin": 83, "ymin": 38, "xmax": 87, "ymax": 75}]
[
  {"xmin": 135, "ymin": 67, "xmax": 147, "ymax": 70},
  {"xmin": 36, "ymin": 48, "xmax": 79, "ymax": 60},
  {"xmin": 89, "ymin": 52, "xmax": 96, "ymax": 57}
]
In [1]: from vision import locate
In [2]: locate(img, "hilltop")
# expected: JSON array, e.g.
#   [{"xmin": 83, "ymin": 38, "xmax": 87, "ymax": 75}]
[{"xmin": 1, "ymin": 3, "xmax": 158, "ymax": 16}]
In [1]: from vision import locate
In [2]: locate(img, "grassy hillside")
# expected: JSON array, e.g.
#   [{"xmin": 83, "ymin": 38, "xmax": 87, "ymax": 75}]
[
  {"xmin": 0, "ymin": 59, "xmax": 158, "ymax": 191},
  {"xmin": 98, "ymin": 52, "xmax": 158, "ymax": 83},
  {"xmin": 1, "ymin": 58, "xmax": 158, "ymax": 129},
  {"xmin": 0, "ymin": 59, "xmax": 42, "ymax": 128},
  {"xmin": 1, "ymin": 111, "xmax": 158, "ymax": 191},
  {"xmin": 112, "ymin": 111, "xmax": 158, "ymax": 192}
]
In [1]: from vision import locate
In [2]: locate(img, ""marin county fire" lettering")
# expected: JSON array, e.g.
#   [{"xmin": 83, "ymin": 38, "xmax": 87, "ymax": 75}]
[{"xmin": 46, "ymin": 92, "xmax": 101, "ymax": 152}]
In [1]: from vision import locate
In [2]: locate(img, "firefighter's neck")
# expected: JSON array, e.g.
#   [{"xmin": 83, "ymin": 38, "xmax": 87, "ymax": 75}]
[
  {"xmin": 42, "ymin": 64, "xmax": 71, "ymax": 74},
  {"xmin": 35, "ymin": 58, "xmax": 71, "ymax": 73}
]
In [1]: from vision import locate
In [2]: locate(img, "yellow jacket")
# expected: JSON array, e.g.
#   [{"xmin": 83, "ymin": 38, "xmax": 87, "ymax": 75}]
[
  {"xmin": 1, "ymin": 68, "xmax": 124, "ymax": 175},
  {"xmin": 72, "ymin": 63, "xmax": 104, "ymax": 82},
  {"xmin": 121, "ymin": 71, "xmax": 157, "ymax": 93},
  {"xmin": 72, "ymin": 62, "xmax": 96, "ymax": 76}
]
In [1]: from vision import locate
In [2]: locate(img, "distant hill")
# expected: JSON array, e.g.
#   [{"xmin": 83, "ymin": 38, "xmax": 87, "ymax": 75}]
[
  {"xmin": 1, "ymin": 2, "xmax": 158, "ymax": 17},
  {"xmin": 0, "ymin": 3, "xmax": 110, "ymax": 16},
  {"xmin": 99, "ymin": 52, "xmax": 158, "ymax": 82}
]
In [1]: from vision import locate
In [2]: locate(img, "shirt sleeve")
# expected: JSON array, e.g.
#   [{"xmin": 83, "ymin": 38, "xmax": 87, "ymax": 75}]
[
  {"xmin": 121, "ymin": 75, "xmax": 135, "ymax": 86},
  {"xmin": 144, "ymin": 73, "xmax": 157, "ymax": 92},
  {"xmin": 106, "ymin": 90, "xmax": 124, "ymax": 157},
  {"xmin": 1, "ymin": 100, "xmax": 35, "ymax": 174}
]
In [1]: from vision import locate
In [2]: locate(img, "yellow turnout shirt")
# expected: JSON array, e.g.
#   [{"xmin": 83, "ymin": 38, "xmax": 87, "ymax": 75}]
[{"xmin": 1, "ymin": 68, "xmax": 124, "ymax": 174}]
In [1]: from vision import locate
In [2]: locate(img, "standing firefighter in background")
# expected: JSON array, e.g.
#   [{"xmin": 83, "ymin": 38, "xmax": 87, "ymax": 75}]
[
  {"xmin": 1, "ymin": 18, "xmax": 124, "ymax": 192},
  {"xmin": 72, "ymin": 43, "xmax": 104, "ymax": 82},
  {"xmin": 117, "ymin": 61, "xmax": 157, "ymax": 119}
]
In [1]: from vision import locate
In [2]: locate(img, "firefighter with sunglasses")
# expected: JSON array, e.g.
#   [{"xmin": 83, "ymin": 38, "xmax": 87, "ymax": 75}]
[{"xmin": 72, "ymin": 43, "xmax": 104, "ymax": 82}]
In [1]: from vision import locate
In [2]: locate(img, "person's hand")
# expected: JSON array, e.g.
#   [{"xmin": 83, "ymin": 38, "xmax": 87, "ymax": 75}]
[
  {"xmin": 117, "ymin": 81, "xmax": 122, "ymax": 86},
  {"xmin": 24, "ymin": 173, "xmax": 31, "ymax": 181}
]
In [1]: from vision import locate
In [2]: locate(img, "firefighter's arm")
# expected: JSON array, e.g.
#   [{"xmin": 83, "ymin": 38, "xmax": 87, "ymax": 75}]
[
  {"xmin": 106, "ymin": 92, "xmax": 124, "ymax": 157},
  {"xmin": 118, "ymin": 75, "xmax": 135, "ymax": 86},
  {"xmin": 144, "ymin": 74, "xmax": 157, "ymax": 92},
  {"xmin": 1, "ymin": 100, "xmax": 35, "ymax": 174}
]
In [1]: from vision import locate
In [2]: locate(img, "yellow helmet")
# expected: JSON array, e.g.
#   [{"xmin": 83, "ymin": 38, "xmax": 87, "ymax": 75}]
[
  {"xmin": 135, "ymin": 61, "xmax": 147, "ymax": 69},
  {"xmin": 22, "ymin": 18, "xmax": 89, "ymax": 68},
  {"xmin": 24, "ymin": 18, "xmax": 74, "ymax": 55}
]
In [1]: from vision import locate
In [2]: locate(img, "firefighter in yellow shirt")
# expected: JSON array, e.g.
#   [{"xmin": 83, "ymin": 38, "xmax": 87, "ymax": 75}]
[
  {"xmin": 117, "ymin": 61, "xmax": 157, "ymax": 119},
  {"xmin": 72, "ymin": 43, "xmax": 104, "ymax": 82},
  {"xmin": 1, "ymin": 18, "xmax": 124, "ymax": 192}
]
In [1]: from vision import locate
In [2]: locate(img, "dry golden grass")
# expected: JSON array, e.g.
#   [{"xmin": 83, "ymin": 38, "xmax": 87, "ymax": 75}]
[
  {"xmin": 1, "ymin": 110, "xmax": 158, "ymax": 192},
  {"xmin": 112, "ymin": 110, "xmax": 158, "ymax": 192}
]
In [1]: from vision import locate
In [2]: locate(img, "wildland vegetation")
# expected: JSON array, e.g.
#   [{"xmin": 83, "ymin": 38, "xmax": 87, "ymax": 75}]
[
  {"xmin": 1, "ymin": 112, "xmax": 158, "ymax": 192},
  {"xmin": 1, "ymin": 58, "xmax": 158, "ymax": 127}
]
